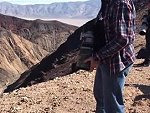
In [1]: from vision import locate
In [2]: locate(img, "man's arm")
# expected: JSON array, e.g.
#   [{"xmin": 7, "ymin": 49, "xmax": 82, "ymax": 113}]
[{"xmin": 97, "ymin": 1, "xmax": 136, "ymax": 60}]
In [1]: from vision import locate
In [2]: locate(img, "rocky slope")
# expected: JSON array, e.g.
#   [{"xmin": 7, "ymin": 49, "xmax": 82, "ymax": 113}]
[
  {"xmin": 3, "ymin": 19, "xmax": 96, "ymax": 92},
  {"xmin": 0, "ymin": 59, "xmax": 149, "ymax": 113},
  {"xmin": 0, "ymin": 14, "xmax": 77, "ymax": 52},
  {"xmin": 0, "ymin": 14, "xmax": 78, "ymax": 91},
  {"xmin": 0, "ymin": 27, "xmax": 49, "ymax": 90}
]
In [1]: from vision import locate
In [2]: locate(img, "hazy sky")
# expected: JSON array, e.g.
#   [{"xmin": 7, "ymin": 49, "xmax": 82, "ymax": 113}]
[{"xmin": 0, "ymin": 0, "xmax": 88, "ymax": 5}]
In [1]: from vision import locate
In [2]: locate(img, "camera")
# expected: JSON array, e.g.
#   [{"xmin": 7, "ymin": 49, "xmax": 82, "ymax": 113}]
[
  {"xmin": 76, "ymin": 31, "xmax": 94, "ymax": 71},
  {"xmin": 139, "ymin": 15, "xmax": 149, "ymax": 35}
]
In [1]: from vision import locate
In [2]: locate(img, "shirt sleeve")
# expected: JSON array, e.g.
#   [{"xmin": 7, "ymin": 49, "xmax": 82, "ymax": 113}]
[{"xmin": 97, "ymin": 1, "xmax": 135, "ymax": 60}]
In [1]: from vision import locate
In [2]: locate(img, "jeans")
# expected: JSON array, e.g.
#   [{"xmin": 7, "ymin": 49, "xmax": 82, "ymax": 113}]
[{"xmin": 94, "ymin": 64, "xmax": 133, "ymax": 113}]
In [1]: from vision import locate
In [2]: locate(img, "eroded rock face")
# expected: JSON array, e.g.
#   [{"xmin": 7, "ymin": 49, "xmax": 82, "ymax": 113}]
[
  {"xmin": 0, "ymin": 14, "xmax": 77, "ymax": 53},
  {"xmin": 0, "ymin": 14, "xmax": 78, "ymax": 92},
  {"xmin": 0, "ymin": 27, "xmax": 49, "ymax": 91}
]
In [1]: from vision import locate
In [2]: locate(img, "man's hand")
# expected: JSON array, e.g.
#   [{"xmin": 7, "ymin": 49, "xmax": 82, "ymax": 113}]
[{"xmin": 84, "ymin": 57, "xmax": 99, "ymax": 72}]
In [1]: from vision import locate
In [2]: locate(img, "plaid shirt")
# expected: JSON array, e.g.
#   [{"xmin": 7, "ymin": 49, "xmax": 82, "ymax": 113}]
[{"xmin": 96, "ymin": 0, "xmax": 136, "ymax": 75}]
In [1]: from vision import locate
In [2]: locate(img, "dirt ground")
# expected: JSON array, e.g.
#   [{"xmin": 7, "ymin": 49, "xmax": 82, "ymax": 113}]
[{"xmin": 0, "ymin": 58, "xmax": 149, "ymax": 113}]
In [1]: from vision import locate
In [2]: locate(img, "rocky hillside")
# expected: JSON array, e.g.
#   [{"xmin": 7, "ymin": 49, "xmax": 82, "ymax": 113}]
[
  {"xmin": 0, "ymin": 62, "xmax": 149, "ymax": 113},
  {"xmin": 0, "ymin": 27, "xmax": 49, "ymax": 88},
  {"xmin": 0, "ymin": 14, "xmax": 77, "ymax": 52},
  {"xmin": 0, "ymin": 14, "xmax": 77, "ymax": 91}
]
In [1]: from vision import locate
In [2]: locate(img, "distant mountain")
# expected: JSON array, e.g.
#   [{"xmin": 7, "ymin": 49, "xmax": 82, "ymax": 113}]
[{"xmin": 0, "ymin": 0, "xmax": 101, "ymax": 19}]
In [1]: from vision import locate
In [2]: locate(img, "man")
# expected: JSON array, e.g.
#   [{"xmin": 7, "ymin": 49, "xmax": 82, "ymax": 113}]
[
  {"xmin": 85, "ymin": 0, "xmax": 136, "ymax": 113},
  {"xmin": 137, "ymin": 2, "xmax": 150, "ymax": 66}
]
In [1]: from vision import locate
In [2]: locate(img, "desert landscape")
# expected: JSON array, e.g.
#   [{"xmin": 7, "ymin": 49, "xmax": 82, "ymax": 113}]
[
  {"xmin": 0, "ymin": 0, "xmax": 149, "ymax": 113},
  {"xmin": 0, "ymin": 31, "xmax": 150, "ymax": 113},
  {"xmin": 0, "ymin": 58, "xmax": 149, "ymax": 113}
]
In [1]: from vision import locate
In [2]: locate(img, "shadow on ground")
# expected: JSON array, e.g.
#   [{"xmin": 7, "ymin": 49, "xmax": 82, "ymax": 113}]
[{"xmin": 125, "ymin": 84, "xmax": 150, "ymax": 101}]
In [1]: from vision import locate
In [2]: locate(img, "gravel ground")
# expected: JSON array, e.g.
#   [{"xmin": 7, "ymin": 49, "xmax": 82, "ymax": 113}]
[{"xmin": 0, "ymin": 59, "xmax": 149, "ymax": 113}]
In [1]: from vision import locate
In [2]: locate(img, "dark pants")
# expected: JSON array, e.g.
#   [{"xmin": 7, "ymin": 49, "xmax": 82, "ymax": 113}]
[
  {"xmin": 145, "ymin": 28, "xmax": 150, "ymax": 61},
  {"xmin": 94, "ymin": 64, "xmax": 133, "ymax": 113}
]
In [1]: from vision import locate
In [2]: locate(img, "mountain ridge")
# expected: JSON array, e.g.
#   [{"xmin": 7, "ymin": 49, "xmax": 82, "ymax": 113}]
[{"xmin": 0, "ymin": 0, "xmax": 100, "ymax": 19}]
